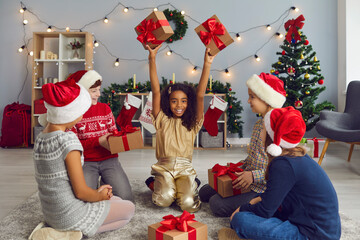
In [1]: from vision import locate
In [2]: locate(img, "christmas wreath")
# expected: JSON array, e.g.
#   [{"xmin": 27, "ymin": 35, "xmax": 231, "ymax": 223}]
[
  {"xmin": 163, "ymin": 9, "xmax": 188, "ymax": 43},
  {"xmin": 100, "ymin": 77, "xmax": 243, "ymax": 137}
]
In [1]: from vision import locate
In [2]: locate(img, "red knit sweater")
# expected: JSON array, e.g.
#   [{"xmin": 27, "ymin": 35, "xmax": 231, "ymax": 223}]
[{"xmin": 71, "ymin": 102, "xmax": 118, "ymax": 161}]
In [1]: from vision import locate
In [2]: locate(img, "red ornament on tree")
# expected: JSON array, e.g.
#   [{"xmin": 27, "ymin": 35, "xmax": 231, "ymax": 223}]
[
  {"xmin": 169, "ymin": 38, "xmax": 173, "ymax": 42},
  {"xmin": 170, "ymin": 13, "xmax": 173, "ymax": 16},
  {"xmin": 180, "ymin": 37, "xmax": 183, "ymax": 40},
  {"xmin": 170, "ymin": 80, "xmax": 173, "ymax": 84},
  {"xmin": 287, "ymin": 67, "xmax": 295, "ymax": 76},
  {"xmin": 229, "ymin": 88, "xmax": 232, "ymax": 91},
  {"xmin": 111, "ymin": 90, "xmax": 115, "ymax": 93},
  {"xmin": 229, "ymin": 105, "xmax": 233, "ymax": 109},
  {"xmin": 294, "ymin": 100, "xmax": 303, "ymax": 109},
  {"xmin": 282, "ymin": 50, "xmax": 286, "ymax": 55},
  {"xmin": 304, "ymin": 40, "xmax": 309, "ymax": 45},
  {"xmin": 318, "ymin": 79, "xmax": 324, "ymax": 85}
]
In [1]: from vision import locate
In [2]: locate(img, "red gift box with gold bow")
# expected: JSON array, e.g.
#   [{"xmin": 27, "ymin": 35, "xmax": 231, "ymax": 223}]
[
  {"xmin": 108, "ymin": 126, "xmax": 144, "ymax": 154},
  {"xmin": 208, "ymin": 162, "xmax": 251, "ymax": 198},
  {"xmin": 194, "ymin": 15, "xmax": 234, "ymax": 56},
  {"xmin": 148, "ymin": 211, "xmax": 207, "ymax": 240},
  {"xmin": 135, "ymin": 11, "xmax": 174, "ymax": 49}
]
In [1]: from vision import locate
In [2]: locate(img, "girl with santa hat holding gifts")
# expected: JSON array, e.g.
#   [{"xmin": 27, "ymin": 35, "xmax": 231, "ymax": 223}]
[
  {"xmin": 32, "ymin": 79, "xmax": 135, "ymax": 239},
  {"xmin": 219, "ymin": 107, "xmax": 341, "ymax": 240},
  {"xmin": 200, "ymin": 72, "xmax": 287, "ymax": 217}
]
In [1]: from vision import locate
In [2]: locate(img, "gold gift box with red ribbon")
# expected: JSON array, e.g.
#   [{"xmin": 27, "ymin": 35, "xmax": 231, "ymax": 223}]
[
  {"xmin": 194, "ymin": 14, "xmax": 234, "ymax": 56},
  {"xmin": 135, "ymin": 11, "xmax": 174, "ymax": 49},
  {"xmin": 148, "ymin": 211, "xmax": 207, "ymax": 240},
  {"xmin": 208, "ymin": 163, "xmax": 250, "ymax": 198},
  {"xmin": 108, "ymin": 127, "xmax": 144, "ymax": 154}
]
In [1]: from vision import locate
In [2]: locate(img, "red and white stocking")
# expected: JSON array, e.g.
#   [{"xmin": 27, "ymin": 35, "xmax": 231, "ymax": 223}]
[
  {"xmin": 139, "ymin": 92, "xmax": 156, "ymax": 134},
  {"xmin": 116, "ymin": 94, "xmax": 142, "ymax": 129},
  {"xmin": 203, "ymin": 95, "xmax": 228, "ymax": 136}
]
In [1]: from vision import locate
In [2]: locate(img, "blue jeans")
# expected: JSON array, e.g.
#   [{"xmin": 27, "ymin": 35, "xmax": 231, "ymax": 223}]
[
  {"xmin": 231, "ymin": 211, "xmax": 307, "ymax": 240},
  {"xmin": 83, "ymin": 157, "xmax": 134, "ymax": 202}
]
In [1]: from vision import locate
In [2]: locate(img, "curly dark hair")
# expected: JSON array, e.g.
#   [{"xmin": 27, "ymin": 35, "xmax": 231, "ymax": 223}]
[{"xmin": 160, "ymin": 83, "xmax": 197, "ymax": 131}]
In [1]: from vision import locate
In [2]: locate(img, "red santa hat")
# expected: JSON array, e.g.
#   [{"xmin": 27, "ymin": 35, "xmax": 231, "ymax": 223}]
[
  {"xmin": 41, "ymin": 79, "xmax": 91, "ymax": 124},
  {"xmin": 264, "ymin": 106, "xmax": 306, "ymax": 156},
  {"xmin": 67, "ymin": 70, "xmax": 102, "ymax": 90},
  {"xmin": 246, "ymin": 72, "xmax": 286, "ymax": 108}
]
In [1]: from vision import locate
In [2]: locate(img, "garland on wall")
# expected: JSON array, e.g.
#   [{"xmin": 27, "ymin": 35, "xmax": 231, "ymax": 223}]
[{"xmin": 99, "ymin": 78, "xmax": 244, "ymax": 137}]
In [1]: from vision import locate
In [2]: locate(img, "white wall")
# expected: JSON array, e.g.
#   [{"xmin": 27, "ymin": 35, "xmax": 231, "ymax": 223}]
[{"xmin": 0, "ymin": 0, "xmax": 338, "ymax": 138}]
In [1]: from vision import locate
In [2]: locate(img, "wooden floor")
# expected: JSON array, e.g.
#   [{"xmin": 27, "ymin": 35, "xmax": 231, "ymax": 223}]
[{"xmin": 1, "ymin": 143, "xmax": 360, "ymax": 221}]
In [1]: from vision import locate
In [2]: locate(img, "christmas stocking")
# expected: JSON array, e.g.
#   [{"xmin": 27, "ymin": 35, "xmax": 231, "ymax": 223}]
[
  {"xmin": 116, "ymin": 94, "xmax": 142, "ymax": 129},
  {"xmin": 139, "ymin": 92, "xmax": 156, "ymax": 134},
  {"xmin": 203, "ymin": 95, "xmax": 228, "ymax": 136}
]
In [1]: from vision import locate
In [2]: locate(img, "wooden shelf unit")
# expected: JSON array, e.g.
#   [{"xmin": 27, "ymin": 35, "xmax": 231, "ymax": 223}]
[{"xmin": 31, "ymin": 32, "xmax": 93, "ymax": 143}]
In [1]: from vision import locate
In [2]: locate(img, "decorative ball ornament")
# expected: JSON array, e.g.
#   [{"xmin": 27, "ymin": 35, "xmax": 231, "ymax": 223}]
[
  {"xmin": 304, "ymin": 73, "xmax": 310, "ymax": 79},
  {"xmin": 291, "ymin": 39, "xmax": 296, "ymax": 44},
  {"xmin": 163, "ymin": 9, "xmax": 188, "ymax": 43},
  {"xmin": 275, "ymin": 70, "xmax": 279, "ymax": 75},
  {"xmin": 277, "ymin": 61, "xmax": 282, "ymax": 65},
  {"xmin": 287, "ymin": 67, "xmax": 295, "ymax": 76},
  {"xmin": 282, "ymin": 50, "xmax": 286, "ymax": 55},
  {"xmin": 318, "ymin": 79, "xmax": 324, "ymax": 85},
  {"xmin": 304, "ymin": 40, "xmax": 309, "ymax": 45},
  {"xmin": 229, "ymin": 105, "xmax": 233, "ymax": 109},
  {"xmin": 305, "ymin": 90, "xmax": 310, "ymax": 95},
  {"xmin": 229, "ymin": 88, "xmax": 232, "ymax": 91},
  {"xmin": 294, "ymin": 100, "xmax": 303, "ymax": 109},
  {"xmin": 270, "ymin": 69, "xmax": 275, "ymax": 73}
]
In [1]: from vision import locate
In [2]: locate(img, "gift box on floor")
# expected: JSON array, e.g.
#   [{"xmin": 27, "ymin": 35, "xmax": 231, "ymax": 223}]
[
  {"xmin": 108, "ymin": 127, "xmax": 144, "ymax": 154},
  {"xmin": 208, "ymin": 163, "xmax": 250, "ymax": 198},
  {"xmin": 194, "ymin": 14, "xmax": 234, "ymax": 56},
  {"xmin": 135, "ymin": 11, "xmax": 174, "ymax": 49},
  {"xmin": 299, "ymin": 138, "xmax": 326, "ymax": 163},
  {"xmin": 34, "ymin": 99, "xmax": 47, "ymax": 114},
  {"xmin": 148, "ymin": 211, "xmax": 207, "ymax": 240}
]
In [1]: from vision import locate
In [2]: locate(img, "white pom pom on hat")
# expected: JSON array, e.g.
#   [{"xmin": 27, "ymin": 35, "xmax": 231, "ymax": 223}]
[{"xmin": 266, "ymin": 143, "xmax": 283, "ymax": 157}]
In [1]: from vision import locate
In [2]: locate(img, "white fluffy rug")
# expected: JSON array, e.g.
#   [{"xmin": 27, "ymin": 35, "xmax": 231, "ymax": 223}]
[{"xmin": 0, "ymin": 179, "xmax": 359, "ymax": 240}]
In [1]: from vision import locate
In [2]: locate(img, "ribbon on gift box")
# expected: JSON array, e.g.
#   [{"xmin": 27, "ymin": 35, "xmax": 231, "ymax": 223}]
[
  {"xmin": 309, "ymin": 137, "xmax": 320, "ymax": 158},
  {"xmin": 199, "ymin": 18, "xmax": 226, "ymax": 51},
  {"xmin": 212, "ymin": 162, "xmax": 244, "ymax": 195},
  {"xmin": 136, "ymin": 18, "xmax": 170, "ymax": 45},
  {"xmin": 156, "ymin": 211, "xmax": 197, "ymax": 240},
  {"xmin": 109, "ymin": 126, "xmax": 139, "ymax": 151},
  {"xmin": 284, "ymin": 14, "xmax": 305, "ymax": 43}
]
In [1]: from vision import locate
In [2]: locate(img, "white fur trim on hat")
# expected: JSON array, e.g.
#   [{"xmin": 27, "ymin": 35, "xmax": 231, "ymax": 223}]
[
  {"xmin": 246, "ymin": 74, "xmax": 286, "ymax": 108},
  {"xmin": 77, "ymin": 70, "xmax": 102, "ymax": 90},
  {"xmin": 45, "ymin": 84, "xmax": 91, "ymax": 124},
  {"xmin": 209, "ymin": 95, "xmax": 228, "ymax": 111},
  {"xmin": 38, "ymin": 113, "xmax": 48, "ymax": 127},
  {"xmin": 264, "ymin": 109, "xmax": 300, "ymax": 156}
]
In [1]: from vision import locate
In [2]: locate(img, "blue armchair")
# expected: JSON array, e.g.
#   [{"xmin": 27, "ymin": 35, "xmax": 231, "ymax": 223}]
[{"xmin": 315, "ymin": 80, "xmax": 360, "ymax": 165}]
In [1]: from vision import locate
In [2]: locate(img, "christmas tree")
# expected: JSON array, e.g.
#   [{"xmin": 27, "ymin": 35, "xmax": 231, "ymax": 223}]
[{"xmin": 271, "ymin": 15, "xmax": 335, "ymax": 131}]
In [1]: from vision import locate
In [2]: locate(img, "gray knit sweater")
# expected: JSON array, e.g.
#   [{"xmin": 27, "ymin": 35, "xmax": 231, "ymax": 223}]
[{"xmin": 33, "ymin": 130, "xmax": 110, "ymax": 237}]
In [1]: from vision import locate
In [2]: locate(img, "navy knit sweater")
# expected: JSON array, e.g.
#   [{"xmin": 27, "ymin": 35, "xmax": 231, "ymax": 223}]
[{"xmin": 240, "ymin": 154, "xmax": 341, "ymax": 240}]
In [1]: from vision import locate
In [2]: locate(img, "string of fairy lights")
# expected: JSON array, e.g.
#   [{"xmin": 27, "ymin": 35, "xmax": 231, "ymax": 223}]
[{"xmin": 16, "ymin": 1, "xmax": 300, "ymax": 98}]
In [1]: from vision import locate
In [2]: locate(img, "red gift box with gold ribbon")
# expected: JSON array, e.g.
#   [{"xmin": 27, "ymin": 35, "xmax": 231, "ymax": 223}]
[
  {"xmin": 108, "ymin": 126, "xmax": 143, "ymax": 154},
  {"xmin": 148, "ymin": 211, "xmax": 207, "ymax": 240},
  {"xmin": 208, "ymin": 162, "xmax": 251, "ymax": 198},
  {"xmin": 194, "ymin": 14, "xmax": 234, "ymax": 56},
  {"xmin": 135, "ymin": 11, "xmax": 174, "ymax": 49}
]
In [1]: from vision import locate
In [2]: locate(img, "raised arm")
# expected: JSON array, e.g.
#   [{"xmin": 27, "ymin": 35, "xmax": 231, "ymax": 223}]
[
  {"xmin": 196, "ymin": 48, "xmax": 216, "ymax": 122},
  {"xmin": 146, "ymin": 44, "xmax": 162, "ymax": 118}
]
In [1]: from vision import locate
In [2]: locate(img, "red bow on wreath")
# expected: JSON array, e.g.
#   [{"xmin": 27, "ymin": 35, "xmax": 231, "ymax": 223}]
[
  {"xmin": 284, "ymin": 14, "xmax": 305, "ymax": 43},
  {"xmin": 199, "ymin": 18, "xmax": 226, "ymax": 50},
  {"xmin": 136, "ymin": 19, "xmax": 164, "ymax": 45}
]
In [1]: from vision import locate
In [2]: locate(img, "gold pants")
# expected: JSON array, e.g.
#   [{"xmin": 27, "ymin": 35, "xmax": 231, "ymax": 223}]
[{"xmin": 151, "ymin": 157, "xmax": 201, "ymax": 213}]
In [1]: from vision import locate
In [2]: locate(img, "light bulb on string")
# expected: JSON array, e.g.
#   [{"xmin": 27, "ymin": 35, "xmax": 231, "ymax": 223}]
[
  {"xmin": 153, "ymin": 8, "xmax": 158, "ymax": 11},
  {"xmin": 225, "ymin": 69, "xmax": 230, "ymax": 76},
  {"xmin": 65, "ymin": 27, "xmax": 70, "ymax": 32},
  {"xmin": 123, "ymin": 7, "xmax": 129, "ymax": 13},
  {"xmin": 276, "ymin": 32, "xmax": 283, "ymax": 38},
  {"xmin": 18, "ymin": 45, "xmax": 25, "ymax": 53},
  {"xmin": 114, "ymin": 58, "xmax": 120, "ymax": 67},
  {"xmin": 266, "ymin": 25, "xmax": 271, "ymax": 31},
  {"xmin": 291, "ymin": 6, "xmax": 299, "ymax": 12},
  {"xmin": 47, "ymin": 26, "xmax": 52, "ymax": 32},
  {"xmin": 23, "ymin": 19, "xmax": 28, "ymax": 25},
  {"xmin": 236, "ymin": 33, "xmax": 241, "ymax": 41},
  {"xmin": 181, "ymin": 10, "xmax": 185, "ymax": 15},
  {"xmin": 166, "ymin": 50, "xmax": 173, "ymax": 56},
  {"xmin": 94, "ymin": 40, "xmax": 99, "ymax": 47},
  {"xmin": 192, "ymin": 66, "xmax": 198, "ymax": 73},
  {"xmin": 19, "ymin": 7, "xmax": 26, "ymax": 13},
  {"xmin": 29, "ymin": 51, "xmax": 33, "ymax": 56},
  {"xmin": 103, "ymin": 17, "xmax": 109, "ymax": 23},
  {"xmin": 254, "ymin": 55, "xmax": 261, "ymax": 62}
]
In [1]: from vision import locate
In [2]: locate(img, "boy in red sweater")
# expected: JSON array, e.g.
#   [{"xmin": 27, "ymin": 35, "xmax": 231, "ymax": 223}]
[{"xmin": 69, "ymin": 70, "xmax": 133, "ymax": 202}]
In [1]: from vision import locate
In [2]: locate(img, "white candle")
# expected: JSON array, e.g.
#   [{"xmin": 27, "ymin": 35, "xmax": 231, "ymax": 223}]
[
  {"xmin": 209, "ymin": 75, "xmax": 212, "ymax": 91},
  {"xmin": 40, "ymin": 50, "xmax": 45, "ymax": 59},
  {"xmin": 133, "ymin": 74, "xmax": 136, "ymax": 89},
  {"xmin": 172, "ymin": 73, "xmax": 175, "ymax": 84}
]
